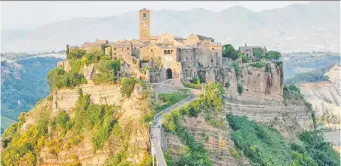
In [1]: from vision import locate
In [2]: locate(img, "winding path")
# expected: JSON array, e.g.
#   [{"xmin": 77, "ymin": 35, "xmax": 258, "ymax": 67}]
[{"xmin": 150, "ymin": 79, "xmax": 201, "ymax": 166}]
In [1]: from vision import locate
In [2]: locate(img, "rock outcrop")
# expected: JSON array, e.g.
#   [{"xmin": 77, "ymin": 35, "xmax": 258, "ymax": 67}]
[
  {"xmin": 165, "ymin": 62, "xmax": 314, "ymax": 166},
  {"xmin": 15, "ymin": 83, "xmax": 151, "ymax": 166},
  {"xmin": 217, "ymin": 62, "xmax": 284, "ymax": 98},
  {"xmin": 299, "ymin": 64, "xmax": 340, "ymax": 130}
]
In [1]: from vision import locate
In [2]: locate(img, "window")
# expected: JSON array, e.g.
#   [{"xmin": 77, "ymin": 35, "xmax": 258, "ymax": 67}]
[
  {"xmin": 164, "ymin": 50, "xmax": 167, "ymax": 54},
  {"xmin": 114, "ymin": 47, "xmax": 116, "ymax": 50},
  {"xmin": 114, "ymin": 53, "xmax": 116, "ymax": 55},
  {"xmin": 127, "ymin": 48, "xmax": 130, "ymax": 50},
  {"xmin": 171, "ymin": 50, "xmax": 173, "ymax": 54},
  {"xmin": 143, "ymin": 13, "xmax": 146, "ymax": 20},
  {"xmin": 179, "ymin": 49, "xmax": 181, "ymax": 52},
  {"xmin": 212, "ymin": 48, "xmax": 215, "ymax": 50}
]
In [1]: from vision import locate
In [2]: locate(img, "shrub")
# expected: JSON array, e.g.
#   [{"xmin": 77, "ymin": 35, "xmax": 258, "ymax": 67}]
[
  {"xmin": 183, "ymin": 82, "xmax": 202, "ymax": 89},
  {"xmin": 69, "ymin": 59, "xmax": 82, "ymax": 73},
  {"xmin": 283, "ymin": 85, "xmax": 305, "ymax": 105},
  {"xmin": 120, "ymin": 77, "xmax": 137, "ymax": 98},
  {"xmin": 252, "ymin": 61, "xmax": 266, "ymax": 68},
  {"xmin": 47, "ymin": 67, "xmax": 87, "ymax": 90},
  {"xmin": 202, "ymin": 83, "xmax": 225, "ymax": 111},
  {"xmin": 92, "ymin": 60, "xmax": 120, "ymax": 85},
  {"xmin": 55, "ymin": 111, "xmax": 72, "ymax": 134},
  {"xmin": 232, "ymin": 62, "xmax": 241, "ymax": 77},
  {"xmin": 68, "ymin": 48, "xmax": 86, "ymax": 60},
  {"xmin": 227, "ymin": 115, "xmax": 292, "ymax": 165},
  {"xmin": 237, "ymin": 84, "xmax": 243, "ymax": 95},
  {"xmin": 155, "ymin": 91, "xmax": 189, "ymax": 112}
]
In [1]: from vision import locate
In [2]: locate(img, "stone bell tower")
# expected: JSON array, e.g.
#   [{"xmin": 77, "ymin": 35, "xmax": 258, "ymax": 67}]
[{"xmin": 139, "ymin": 8, "xmax": 150, "ymax": 40}]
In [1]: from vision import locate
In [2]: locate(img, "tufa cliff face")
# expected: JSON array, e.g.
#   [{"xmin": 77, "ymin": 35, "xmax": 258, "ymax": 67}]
[
  {"xmin": 165, "ymin": 62, "xmax": 314, "ymax": 166},
  {"xmin": 3, "ymin": 83, "xmax": 152, "ymax": 166},
  {"xmin": 39, "ymin": 84, "xmax": 150, "ymax": 166},
  {"xmin": 221, "ymin": 62, "xmax": 313, "ymax": 138},
  {"xmin": 215, "ymin": 62, "xmax": 284, "ymax": 99}
]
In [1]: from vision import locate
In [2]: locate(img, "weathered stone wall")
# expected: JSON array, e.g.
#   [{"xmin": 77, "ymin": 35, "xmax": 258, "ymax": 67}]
[{"xmin": 52, "ymin": 84, "xmax": 122, "ymax": 113}]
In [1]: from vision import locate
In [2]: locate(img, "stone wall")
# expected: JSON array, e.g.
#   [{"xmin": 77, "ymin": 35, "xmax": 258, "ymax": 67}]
[{"xmin": 52, "ymin": 84, "xmax": 122, "ymax": 113}]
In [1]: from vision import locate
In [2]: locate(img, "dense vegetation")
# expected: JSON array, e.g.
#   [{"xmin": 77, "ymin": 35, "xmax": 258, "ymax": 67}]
[
  {"xmin": 283, "ymin": 85, "xmax": 306, "ymax": 105},
  {"xmin": 47, "ymin": 47, "xmax": 121, "ymax": 90},
  {"xmin": 155, "ymin": 90, "xmax": 190, "ymax": 112},
  {"xmin": 182, "ymin": 77, "xmax": 203, "ymax": 89},
  {"xmin": 222, "ymin": 44, "xmax": 281, "ymax": 62},
  {"xmin": 163, "ymin": 83, "xmax": 225, "ymax": 165},
  {"xmin": 47, "ymin": 67, "xmax": 87, "ymax": 90},
  {"xmin": 93, "ymin": 60, "xmax": 120, "ymax": 84},
  {"xmin": 1, "ymin": 57, "xmax": 62, "ymax": 133},
  {"xmin": 227, "ymin": 115, "xmax": 292, "ymax": 165},
  {"xmin": 227, "ymin": 115, "xmax": 340, "ymax": 166},
  {"xmin": 120, "ymin": 77, "xmax": 138, "ymax": 98},
  {"xmin": 1, "ymin": 89, "xmax": 123, "ymax": 165}
]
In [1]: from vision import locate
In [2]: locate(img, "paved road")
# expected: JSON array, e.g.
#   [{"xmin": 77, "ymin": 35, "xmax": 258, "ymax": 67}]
[{"xmin": 150, "ymin": 93, "xmax": 199, "ymax": 166}]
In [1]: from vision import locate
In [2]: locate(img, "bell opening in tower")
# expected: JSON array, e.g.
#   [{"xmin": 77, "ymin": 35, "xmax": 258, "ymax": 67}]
[{"xmin": 143, "ymin": 13, "xmax": 146, "ymax": 20}]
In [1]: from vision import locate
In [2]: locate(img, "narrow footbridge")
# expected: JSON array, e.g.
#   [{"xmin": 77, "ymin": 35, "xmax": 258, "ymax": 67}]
[{"xmin": 150, "ymin": 93, "xmax": 199, "ymax": 166}]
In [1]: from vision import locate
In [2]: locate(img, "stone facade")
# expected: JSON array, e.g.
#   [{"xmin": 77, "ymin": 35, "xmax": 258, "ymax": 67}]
[
  {"xmin": 73, "ymin": 8, "xmax": 223, "ymax": 84},
  {"xmin": 239, "ymin": 43, "xmax": 267, "ymax": 58}
]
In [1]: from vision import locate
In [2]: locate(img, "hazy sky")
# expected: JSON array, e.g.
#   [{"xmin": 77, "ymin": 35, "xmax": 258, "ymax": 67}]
[{"xmin": 1, "ymin": 1, "xmax": 312, "ymax": 30}]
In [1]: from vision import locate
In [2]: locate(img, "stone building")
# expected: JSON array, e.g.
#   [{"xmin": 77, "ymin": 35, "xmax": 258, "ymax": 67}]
[
  {"xmin": 79, "ymin": 39, "xmax": 109, "ymax": 53},
  {"xmin": 238, "ymin": 43, "xmax": 267, "ymax": 58},
  {"xmin": 76, "ymin": 8, "xmax": 223, "ymax": 83}
]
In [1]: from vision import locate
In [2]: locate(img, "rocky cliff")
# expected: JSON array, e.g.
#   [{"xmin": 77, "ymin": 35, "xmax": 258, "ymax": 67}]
[
  {"xmin": 299, "ymin": 64, "xmax": 340, "ymax": 130},
  {"xmin": 2, "ymin": 82, "xmax": 153, "ymax": 166},
  {"xmin": 165, "ymin": 62, "xmax": 314, "ymax": 166}
]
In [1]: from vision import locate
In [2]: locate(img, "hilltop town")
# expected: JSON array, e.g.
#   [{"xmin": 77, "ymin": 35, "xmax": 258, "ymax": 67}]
[
  {"xmin": 5, "ymin": 8, "xmax": 336, "ymax": 166},
  {"xmin": 62, "ymin": 8, "xmax": 279, "ymax": 88}
]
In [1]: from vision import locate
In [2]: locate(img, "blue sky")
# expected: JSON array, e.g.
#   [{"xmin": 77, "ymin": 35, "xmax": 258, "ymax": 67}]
[{"xmin": 1, "ymin": 1, "xmax": 312, "ymax": 30}]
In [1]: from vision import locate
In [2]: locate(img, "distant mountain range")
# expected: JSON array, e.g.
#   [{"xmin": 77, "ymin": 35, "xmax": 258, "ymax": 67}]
[{"xmin": 1, "ymin": 1, "xmax": 340, "ymax": 53}]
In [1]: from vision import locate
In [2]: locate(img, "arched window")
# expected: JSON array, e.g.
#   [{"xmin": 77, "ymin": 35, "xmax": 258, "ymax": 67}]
[
  {"xmin": 171, "ymin": 50, "xmax": 173, "ymax": 54},
  {"xmin": 164, "ymin": 50, "xmax": 167, "ymax": 54},
  {"xmin": 167, "ymin": 50, "xmax": 170, "ymax": 54}
]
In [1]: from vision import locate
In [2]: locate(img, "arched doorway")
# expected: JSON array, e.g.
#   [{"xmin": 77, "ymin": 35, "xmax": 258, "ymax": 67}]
[{"xmin": 166, "ymin": 68, "xmax": 172, "ymax": 79}]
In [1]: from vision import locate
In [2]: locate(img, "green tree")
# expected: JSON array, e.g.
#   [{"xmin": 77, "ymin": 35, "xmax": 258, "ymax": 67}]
[
  {"xmin": 68, "ymin": 48, "xmax": 86, "ymax": 60},
  {"xmin": 203, "ymin": 83, "xmax": 224, "ymax": 111},
  {"xmin": 253, "ymin": 48, "xmax": 263, "ymax": 60},
  {"xmin": 222, "ymin": 44, "xmax": 238, "ymax": 60},
  {"xmin": 266, "ymin": 51, "xmax": 281, "ymax": 61},
  {"xmin": 120, "ymin": 77, "xmax": 137, "ymax": 98},
  {"xmin": 240, "ymin": 53, "xmax": 248, "ymax": 63},
  {"xmin": 109, "ymin": 45, "xmax": 113, "ymax": 57},
  {"xmin": 66, "ymin": 44, "xmax": 70, "ymax": 59}
]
